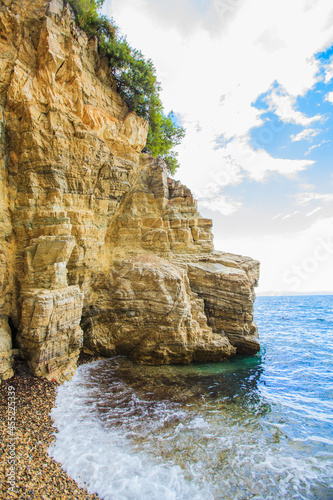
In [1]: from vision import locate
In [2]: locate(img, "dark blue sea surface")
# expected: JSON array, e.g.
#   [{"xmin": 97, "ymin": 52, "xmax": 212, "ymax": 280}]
[{"xmin": 49, "ymin": 295, "xmax": 333, "ymax": 499}]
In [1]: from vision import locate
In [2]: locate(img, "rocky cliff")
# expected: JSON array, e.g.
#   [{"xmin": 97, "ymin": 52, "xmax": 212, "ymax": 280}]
[{"xmin": 0, "ymin": 0, "xmax": 260, "ymax": 383}]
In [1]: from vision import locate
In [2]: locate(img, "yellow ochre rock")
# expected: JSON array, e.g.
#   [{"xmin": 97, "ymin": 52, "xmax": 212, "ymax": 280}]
[{"xmin": 0, "ymin": 0, "xmax": 260, "ymax": 382}]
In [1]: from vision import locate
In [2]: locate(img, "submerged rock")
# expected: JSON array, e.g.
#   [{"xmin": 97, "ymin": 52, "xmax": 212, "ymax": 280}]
[{"xmin": 0, "ymin": 0, "xmax": 259, "ymax": 382}]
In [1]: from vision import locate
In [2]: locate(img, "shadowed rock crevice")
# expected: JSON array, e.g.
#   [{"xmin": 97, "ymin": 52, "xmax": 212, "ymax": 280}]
[
  {"xmin": 8, "ymin": 316, "xmax": 18, "ymax": 349},
  {"xmin": 0, "ymin": 0, "xmax": 259, "ymax": 382}
]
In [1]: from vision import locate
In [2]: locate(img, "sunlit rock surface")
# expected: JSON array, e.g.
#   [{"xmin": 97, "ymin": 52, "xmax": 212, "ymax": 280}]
[{"xmin": 0, "ymin": 0, "xmax": 259, "ymax": 381}]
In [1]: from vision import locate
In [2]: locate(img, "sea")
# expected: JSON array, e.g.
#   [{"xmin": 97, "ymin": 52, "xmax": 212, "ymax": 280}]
[{"xmin": 49, "ymin": 295, "xmax": 333, "ymax": 500}]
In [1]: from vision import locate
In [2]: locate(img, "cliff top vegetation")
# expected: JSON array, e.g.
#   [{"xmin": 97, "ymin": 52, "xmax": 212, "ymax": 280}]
[{"xmin": 68, "ymin": 0, "xmax": 185, "ymax": 174}]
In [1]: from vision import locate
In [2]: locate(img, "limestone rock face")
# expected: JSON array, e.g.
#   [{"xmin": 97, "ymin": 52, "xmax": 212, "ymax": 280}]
[
  {"xmin": 0, "ymin": 0, "xmax": 260, "ymax": 382},
  {"xmin": 0, "ymin": 319, "xmax": 13, "ymax": 380},
  {"xmin": 18, "ymin": 286, "xmax": 83, "ymax": 381},
  {"xmin": 82, "ymin": 255, "xmax": 236, "ymax": 364},
  {"xmin": 187, "ymin": 256, "xmax": 260, "ymax": 355}
]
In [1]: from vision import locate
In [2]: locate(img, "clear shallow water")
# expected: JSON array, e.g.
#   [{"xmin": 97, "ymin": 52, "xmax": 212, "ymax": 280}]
[{"xmin": 49, "ymin": 295, "xmax": 333, "ymax": 500}]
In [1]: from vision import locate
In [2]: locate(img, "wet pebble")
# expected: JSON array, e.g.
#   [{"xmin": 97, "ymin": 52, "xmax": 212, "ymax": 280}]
[{"xmin": 0, "ymin": 360, "xmax": 100, "ymax": 500}]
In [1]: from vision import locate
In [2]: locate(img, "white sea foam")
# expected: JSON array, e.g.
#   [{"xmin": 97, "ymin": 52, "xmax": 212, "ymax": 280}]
[
  {"xmin": 49, "ymin": 357, "xmax": 333, "ymax": 500},
  {"xmin": 49, "ymin": 294, "xmax": 333, "ymax": 499},
  {"xmin": 49, "ymin": 362, "xmax": 209, "ymax": 500}
]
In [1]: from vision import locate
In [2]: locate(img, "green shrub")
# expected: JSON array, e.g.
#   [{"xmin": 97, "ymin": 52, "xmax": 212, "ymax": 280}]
[{"xmin": 68, "ymin": 0, "xmax": 185, "ymax": 174}]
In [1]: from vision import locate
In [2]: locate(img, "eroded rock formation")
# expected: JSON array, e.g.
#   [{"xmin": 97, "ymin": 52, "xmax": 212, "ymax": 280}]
[{"xmin": 0, "ymin": 0, "xmax": 259, "ymax": 382}]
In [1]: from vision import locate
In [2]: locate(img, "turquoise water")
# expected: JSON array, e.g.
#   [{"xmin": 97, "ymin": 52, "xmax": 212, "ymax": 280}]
[{"xmin": 49, "ymin": 295, "xmax": 333, "ymax": 499}]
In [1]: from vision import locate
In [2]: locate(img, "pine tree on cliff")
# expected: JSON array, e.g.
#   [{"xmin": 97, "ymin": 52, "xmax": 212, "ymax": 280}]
[{"xmin": 68, "ymin": 0, "xmax": 185, "ymax": 174}]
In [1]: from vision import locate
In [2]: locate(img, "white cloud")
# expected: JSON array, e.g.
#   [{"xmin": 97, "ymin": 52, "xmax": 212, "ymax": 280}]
[
  {"xmin": 222, "ymin": 136, "xmax": 313, "ymax": 181},
  {"xmin": 305, "ymin": 139, "xmax": 329, "ymax": 155},
  {"xmin": 282, "ymin": 211, "xmax": 300, "ymax": 220},
  {"xmin": 325, "ymin": 91, "xmax": 333, "ymax": 104},
  {"xmin": 199, "ymin": 195, "xmax": 241, "ymax": 215},
  {"xmin": 102, "ymin": 0, "xmax": 333, "ymax": 291},
  {"xmin": 295, "ymin": 192, "xmax": 333, "ymax": 206},
  {"xmin": 103, "ymin": 0, "xmax": 331, "ymax": 129},
  {"xmin": 266, "ymin": 86, "xmax": 322, "ymax": 126},
  {"xmin": 103, "ymin": 0, "xmax": 326, "ymax": 202},
  {"xmin": 324, "ymin": 60, "xmax": 333, "ymax": 84},
  {"xmin": 106, "ymin": 0, "xmax": 245, "ymax": 36},
  {"xmin": 177, "ymin": 132, "xmax": 314, "ymax": 200},
  {"xmin": 255, "ymin": 26, "xmax": 286, "ymax": 52},
  {"xmin": 215, "ymin": 216, "xmax": 333, "ymax": 293},
  {"xmin": 299, "ymin": 183, "xmax": 316, "ymax": 191},
  {"xmin": 291, "ymin": 128, "xmax": 319, "ymax": 142},
  {"xmin": 306, "ymin": 207, "xmax": 323, "ymax": 217}
]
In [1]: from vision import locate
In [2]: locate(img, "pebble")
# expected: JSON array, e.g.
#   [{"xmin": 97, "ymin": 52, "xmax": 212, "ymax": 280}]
[{"xmin": 0, "ymin": 359, "xmax": 100, "ymax": 500}]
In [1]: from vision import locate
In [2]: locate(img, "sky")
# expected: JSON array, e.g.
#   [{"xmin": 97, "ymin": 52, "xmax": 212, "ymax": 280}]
[{"xmin": 102, "ymin": 0, "xmax": 333, "ymax": 294}]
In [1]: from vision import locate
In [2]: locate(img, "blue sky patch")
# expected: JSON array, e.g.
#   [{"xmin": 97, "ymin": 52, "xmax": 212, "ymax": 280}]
[{"xmin": 248, "ymin": 53, "xmax": 333, "ymax": 200}]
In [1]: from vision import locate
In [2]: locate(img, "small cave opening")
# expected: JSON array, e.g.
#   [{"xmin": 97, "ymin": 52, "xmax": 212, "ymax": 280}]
[{"xmin": 8, "ymin": 316, "xmax": 19, "ymax": 349}]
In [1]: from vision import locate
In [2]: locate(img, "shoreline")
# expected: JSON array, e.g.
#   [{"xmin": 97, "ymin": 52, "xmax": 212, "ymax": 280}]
[{"xmin": 0, "ymin": 356, "xmax": 101, "ymax": 500}]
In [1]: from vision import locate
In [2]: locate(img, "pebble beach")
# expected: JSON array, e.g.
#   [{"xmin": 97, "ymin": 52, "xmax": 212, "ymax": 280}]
[{"xmin": 0, "ymin": 358, "xmax": 100, "ymax": 500}]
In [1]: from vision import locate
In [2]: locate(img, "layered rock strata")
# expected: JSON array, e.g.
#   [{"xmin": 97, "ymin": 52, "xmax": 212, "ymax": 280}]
[{"xmin": 0, "ymin": 0, "xmax": 259, "ymax": 382}]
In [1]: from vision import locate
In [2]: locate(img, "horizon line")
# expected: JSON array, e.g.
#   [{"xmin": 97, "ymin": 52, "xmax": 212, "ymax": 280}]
[{"xmin": 257, "ymin": 291, "xmax": 333, "ymax": 296}]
